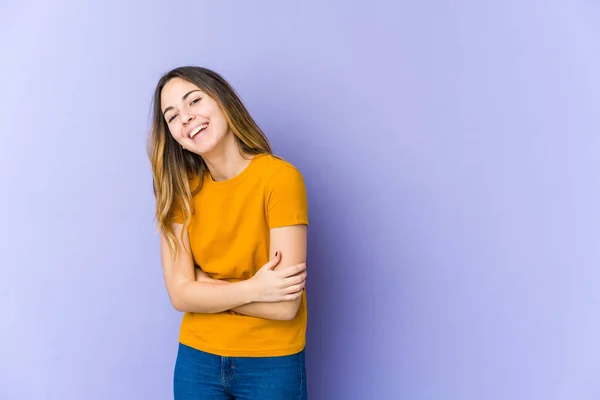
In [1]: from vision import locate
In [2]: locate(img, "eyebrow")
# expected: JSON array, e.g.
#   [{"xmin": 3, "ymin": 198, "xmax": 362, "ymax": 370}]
[{"xmin": 162, "ymin": 89, "xmax": 202, "ymax": 116}]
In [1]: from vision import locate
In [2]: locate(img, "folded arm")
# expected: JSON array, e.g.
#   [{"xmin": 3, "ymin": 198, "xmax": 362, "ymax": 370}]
[
  {"xmin": 161, "ymin": 223, "xmax": 255, "ymax": 313},
  {"xmin": 195, "ymin": 224, "xmax": 307, "ymax": 321},
  {"xmin": 161, "ymin": 223, "xmax": 306, "ymax": 317}
]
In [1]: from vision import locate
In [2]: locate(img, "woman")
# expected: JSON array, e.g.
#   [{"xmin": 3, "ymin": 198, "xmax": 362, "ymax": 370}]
[{"xmin": 147, "ymin": 66, "xmax": 309, "ymax": 399}]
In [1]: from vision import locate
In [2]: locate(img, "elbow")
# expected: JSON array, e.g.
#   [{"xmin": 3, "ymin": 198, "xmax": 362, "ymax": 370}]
[
  {"xmin": 168, "ymin": 287, "xmax": 190, "ymax": 313},
  {"xmin": 170, "ymin": 295, "xmax": 201, "ymax": 313},
  {"xmin": 167, "ymin": 282, "xmax": 199, "ymax": 313},
  {"xmin": 276, "ymin": 301, "xmax": 301, "ymax": 321},
  {"xmin": 169, "ymin": 294, "xmax": 186, "ymax": 312},
  {"xmin": 172, "ymin": 301, "xmax": 186, "ymax": 313},
  {"xmin": 169, "ymin": 291, "xmax": 215, "ymax": 314},
  {"xmin": 279, "ymin": 311, "xmax": 297, "ymax": 321}
]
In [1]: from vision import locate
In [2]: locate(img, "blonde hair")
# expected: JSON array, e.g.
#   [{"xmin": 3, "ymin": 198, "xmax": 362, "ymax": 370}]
[{"xmin": 147, "ymin": 67, "xmax": 272, "ymax": 258}]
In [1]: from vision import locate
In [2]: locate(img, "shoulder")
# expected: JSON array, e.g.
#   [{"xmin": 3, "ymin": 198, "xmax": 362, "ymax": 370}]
[
  {"xmin": 257, "ymin": 155, "xmax": 309, "ymax": 227},
  {"xmin": 255, "ymin": 154, "xmax": 305, "ymax": 183}
]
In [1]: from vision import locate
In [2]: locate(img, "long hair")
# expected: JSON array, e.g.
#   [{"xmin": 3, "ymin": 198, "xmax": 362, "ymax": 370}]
[{"xmin": 147, "ymin": 66, "xmax": 272, "ymax": 258}]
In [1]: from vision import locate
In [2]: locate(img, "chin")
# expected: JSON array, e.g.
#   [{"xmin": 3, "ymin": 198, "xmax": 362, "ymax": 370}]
[
  {"xmin": 192, "ymin": 141, "xmax": 219, "ymax": 156},
  {"xmin": 189, "ymin": 130, "xmax": 229, "ymax": 156}
]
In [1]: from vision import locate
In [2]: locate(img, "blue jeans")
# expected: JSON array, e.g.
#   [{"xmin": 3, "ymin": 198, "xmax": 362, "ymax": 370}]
[{"xmin": 174, "ymin": 343, "xmax": 307, "ymax": 399}]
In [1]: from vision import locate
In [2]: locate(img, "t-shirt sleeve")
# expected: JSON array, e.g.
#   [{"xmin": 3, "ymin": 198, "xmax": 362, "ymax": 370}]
[{"xmin": 266, "ymin": 166, "xmax": 309, "ymax": 229}]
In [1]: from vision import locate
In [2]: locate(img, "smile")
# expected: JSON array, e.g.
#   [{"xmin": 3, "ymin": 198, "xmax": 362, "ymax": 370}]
[{"xmin": 189, "ymin": 123, "xmax": 209, "ymax": 139}]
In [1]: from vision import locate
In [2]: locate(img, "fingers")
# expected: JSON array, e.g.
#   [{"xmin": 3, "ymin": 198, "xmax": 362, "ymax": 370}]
[
  {"xmin": 277, "ymin": 262, "xmax": 307, "ymax": 278},
  {"xmin": 274, "ymin": 267, "xmax": 307, "ymax": 301},
  {"xmin": 261, "ymin": 251, "xmax": 282, "ymax": 270},
  {"xmin": 283, "ymin": 271, "xmax": 307, "ymax": 286},
  {"xmin": 284, "ymin": 283, "xmax": 305, "ymax": 294},
  {"xmin": 282, "ymin": 290, "xmax": 304, "ymax": 301}
]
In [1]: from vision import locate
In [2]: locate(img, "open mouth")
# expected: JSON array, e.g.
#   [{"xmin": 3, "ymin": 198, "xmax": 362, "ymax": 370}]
[{"xmin": 189, "ymin": 123, "xmax": 208, "ymax": 139}]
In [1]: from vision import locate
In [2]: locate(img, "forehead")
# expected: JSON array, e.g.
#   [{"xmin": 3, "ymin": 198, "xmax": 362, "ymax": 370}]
[{"xmin": 160, "ymin": 78, "xmax": 202, "ymax": 106}]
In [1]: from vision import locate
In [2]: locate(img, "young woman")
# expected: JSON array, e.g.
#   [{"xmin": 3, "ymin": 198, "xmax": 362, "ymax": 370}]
[{"xmin": 148, "ymin": 66, "xmax": 309, "ymax": 399}]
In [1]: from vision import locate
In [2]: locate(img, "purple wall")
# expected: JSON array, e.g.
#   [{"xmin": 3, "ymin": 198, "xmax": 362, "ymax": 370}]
[{"xmin": 2, "ymin": 1, "xmax": 600, "ymax": 399}]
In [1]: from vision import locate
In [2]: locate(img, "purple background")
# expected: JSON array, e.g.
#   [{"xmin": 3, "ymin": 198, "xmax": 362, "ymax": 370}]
[{"xmin": 2, "ymin": 1, "xmax": 600, "ymax": 399}]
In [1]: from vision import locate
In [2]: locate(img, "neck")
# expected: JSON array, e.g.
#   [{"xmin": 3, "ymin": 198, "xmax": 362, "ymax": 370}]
[{"xmin": 202, "ymin": 132, "xmax": 252, "ymax": 182}]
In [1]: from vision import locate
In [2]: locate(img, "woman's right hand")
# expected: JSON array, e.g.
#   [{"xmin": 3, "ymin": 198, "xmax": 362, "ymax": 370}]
[{"xmin": 248, "ymin": 252, "xmax": 307, "ymax": 303}]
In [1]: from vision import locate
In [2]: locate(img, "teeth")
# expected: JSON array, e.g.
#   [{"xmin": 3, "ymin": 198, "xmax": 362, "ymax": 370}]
[{"xmin": 190, "ymin": 123, "xmax": 208, "ymax": 138}]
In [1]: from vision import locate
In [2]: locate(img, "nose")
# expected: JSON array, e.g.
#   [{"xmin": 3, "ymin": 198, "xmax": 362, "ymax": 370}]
[{"xmin": 180, "ymin": 111, "xmax": 194, "ymax": 125}]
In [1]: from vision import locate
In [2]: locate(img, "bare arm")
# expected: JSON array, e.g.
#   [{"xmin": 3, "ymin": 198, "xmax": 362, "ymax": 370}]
[
  {"xmin": 162, "ymin": 223, "xmax": 305, "ymax": 314},
  {"xmin": 194, "ymin": 225, "xmax": 308, "ymax": 320},
  {"xmin": 161, "ymin": 223, "xmax": 254, "ymax": 313},
  {"xmin": 235, "ymin": 225, "xmax": 307, "ymax": 320}
]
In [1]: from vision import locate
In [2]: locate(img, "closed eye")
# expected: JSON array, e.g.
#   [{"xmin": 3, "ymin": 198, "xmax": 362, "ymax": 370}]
[{"xmin": 190, "ymin": 98, "xmax": 201, "ymax": 105}]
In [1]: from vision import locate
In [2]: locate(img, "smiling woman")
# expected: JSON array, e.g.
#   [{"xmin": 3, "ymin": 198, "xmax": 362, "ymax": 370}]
[
  {"xmin": 161, "ymin": 79, "xmax": 231, "ymax": 155},
  {"xmin": 147, "ymin": 66, "xmax": 309, "ymax": 400}
]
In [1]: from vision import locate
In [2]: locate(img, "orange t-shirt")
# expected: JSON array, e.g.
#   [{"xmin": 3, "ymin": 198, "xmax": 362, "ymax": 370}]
[{"xmin": 175, "ymin": 153, "xmax": 309, "ymax": 357}]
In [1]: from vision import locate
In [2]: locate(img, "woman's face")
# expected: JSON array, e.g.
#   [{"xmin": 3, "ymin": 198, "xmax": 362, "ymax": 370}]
[{"xmin": 160, "ymin": 77, "xmax": 230, "ymax": 156}]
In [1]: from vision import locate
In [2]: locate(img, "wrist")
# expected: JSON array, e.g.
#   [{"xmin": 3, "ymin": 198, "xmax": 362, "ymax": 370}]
[{"xmin": 238, "ymin": 279, "xmax": 256, "ymax": 304}]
